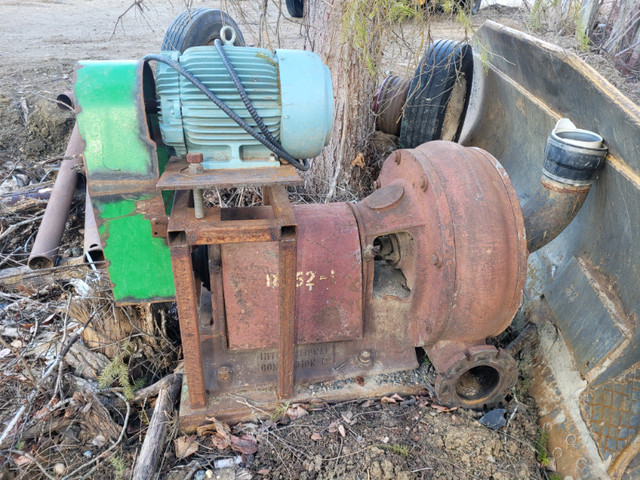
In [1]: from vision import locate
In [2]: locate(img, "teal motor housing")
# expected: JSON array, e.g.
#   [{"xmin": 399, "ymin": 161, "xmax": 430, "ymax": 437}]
[{"xmin": 155, "ymin": 44, "xmax": 334, "ymax": 169}]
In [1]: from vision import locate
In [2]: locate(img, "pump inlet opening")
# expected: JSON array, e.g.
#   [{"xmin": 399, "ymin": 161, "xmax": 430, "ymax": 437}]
[{"xmin": 455, "ymin": 365, "xmax": 501, "ymax": 402}]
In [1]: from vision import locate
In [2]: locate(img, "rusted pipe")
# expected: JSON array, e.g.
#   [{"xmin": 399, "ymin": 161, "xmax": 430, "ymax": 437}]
[
  {"xmin": 56, "ymin": 91, "xmax": 75, "ymax": 111},
  {"xmin": 28, "ymin": 124, "xmax": 82, "ymax": 269},
  {"xmin": 373, "ymin": 75, "xmax": 410, "ymax": 136},
  {"xmin": 523, "ymin": 119, "xmax": 607, "ymax": 253},
  {"xmin": 84, "ymin": 188, "xmax": 104, "ymax": 264}
]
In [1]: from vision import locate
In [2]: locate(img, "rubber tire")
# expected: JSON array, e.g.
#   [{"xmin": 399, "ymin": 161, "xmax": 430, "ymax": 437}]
[
  {"xmin": 286, "ymin": 0, "xmax": 305, "ymax": 18},
  {"xmin": 161, "ymin": 8, "xmax": 245, "ymax": 52},
  {"xmin": 398, "ymin": 40, "xmax": 473, "ymax": 149}
]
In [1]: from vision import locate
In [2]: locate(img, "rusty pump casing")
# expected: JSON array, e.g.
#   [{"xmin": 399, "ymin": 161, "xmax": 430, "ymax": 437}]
[{"xmin": 351, "ymin": 141, "xmax": 528, "ymax": 407}]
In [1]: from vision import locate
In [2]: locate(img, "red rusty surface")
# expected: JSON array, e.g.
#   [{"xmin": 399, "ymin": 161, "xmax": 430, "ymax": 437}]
[
  {"xmin": 157, "ymin": 156, "xmax": 302, "ymax": 190},
  {"xmin": 352, "ymin": 141, "xmax": 527, "ymax": 375},
  {"xmin": 169, "ymin": 140, "xmax": 527, "ymax": 423},
  {"xmin": 170, "ymin": 241, "xmax": 207, "ymax": 409},
  {"xmin": 263, "ymin": 185, "xmax": 298, "ymax": 399},
  {"xmin": 169, "ymin": 185, "xmax": 302, "ymax": 400},
  {"xmin": 194, "ymin": 280, "xmax": 418, "ymax": 404},
  {"xmin": 277, "ymin": 232, "xmax": 297, "ymax": 398},
  {"xmin": 433, "ymin": 345, "xmax": 517, "ymax": 409},
  {"xmin": 221, "ymin": 202, "xmax": 363, "ymax": 350}
]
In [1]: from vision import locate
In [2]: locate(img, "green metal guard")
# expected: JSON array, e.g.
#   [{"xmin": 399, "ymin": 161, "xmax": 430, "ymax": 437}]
[{"xmin": 76, "ymin": 60, "xmax": 175, "ymax": 303}]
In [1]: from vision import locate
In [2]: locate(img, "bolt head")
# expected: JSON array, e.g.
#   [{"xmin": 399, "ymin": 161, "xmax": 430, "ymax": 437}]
[{"xmin": 186, "ymin": 152, "xmax": 204, "ymax": 164}]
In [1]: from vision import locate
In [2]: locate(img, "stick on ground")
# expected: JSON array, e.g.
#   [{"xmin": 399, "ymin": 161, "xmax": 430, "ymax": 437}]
[{"xmin": 132, "ymin": 373, "xmax": 182, "ymax": 480}]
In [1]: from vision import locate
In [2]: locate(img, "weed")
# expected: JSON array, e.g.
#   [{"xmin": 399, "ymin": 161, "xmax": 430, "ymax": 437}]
[
  {"xmin": 341, "ymin": 0, "xmax": 425, "ymax": 76},
  {"xmin": 139, "ymin": 407, "xmax": 150, "ymax": 427},
  {"xmin": 535, "ymin": 428, "xmax": 551, "ymax": 467},
  {"xmin": 270, "ymin": 400, "xmax": 291, "ymax": 422},
  {"xmin": 456, "ymin": 9, "xmax": 472, "ymax": 31},
  {"xmin": 515, "ymin": 373, "xmax": 533, "ymax": 400},
  {"xmin": 109, "ymin": 455, "xmax": 127, "ymax": 479},
  {"xmin": 529, "ymin": 0, "xmax": 559, "ymax": 31},
  {"xmin": 441, "ymin": 0, "xmax": 454, "ymax": 15},
  {"xmin": 380, "ymin": 443, "xmax": 410, "ymax": 456},
  {"xmin": 98, "ymin": 343, "xmax": 138, "ymax": 401},
  {"xmin": 573, "ymin": 1, "xmax": 590, "ymax": 51},
  {"xmin": 389, "ymin": 1, "xmax": 421, "ymax": 22}
]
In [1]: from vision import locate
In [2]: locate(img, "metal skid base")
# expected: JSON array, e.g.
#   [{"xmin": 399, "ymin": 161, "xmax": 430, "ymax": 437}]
[
  {"xmin": 178, "ymin": 284, "xmax": 419, "ymax": 429},
  {"xmin": 178, "ymin": 371, "xmax": 427, "ymax": 432}
]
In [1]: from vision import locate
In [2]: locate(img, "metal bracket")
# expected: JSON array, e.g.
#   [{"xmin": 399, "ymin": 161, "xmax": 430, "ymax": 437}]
[{"xmin": 167, "ymin": 185, "xmax": 298, "ymax": 407}]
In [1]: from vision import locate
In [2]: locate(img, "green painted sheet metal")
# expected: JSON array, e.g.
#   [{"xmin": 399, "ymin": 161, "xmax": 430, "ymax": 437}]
[
  {"xmin": 95, "ymin": 197, "xmax": 175, "ymax": 302},
  {"xmin": 75, "ymin": 60, "xmax": 175, "ymax": 303},
  {"xmin": 76, "ymin": 60, "xmax": 157, "ymax": 179}
]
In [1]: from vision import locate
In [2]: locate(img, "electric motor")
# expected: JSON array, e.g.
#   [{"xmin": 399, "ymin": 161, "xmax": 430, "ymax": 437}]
[{"xmin": 155, "ymin": 43, "xmax": 334, "ymax": 169}]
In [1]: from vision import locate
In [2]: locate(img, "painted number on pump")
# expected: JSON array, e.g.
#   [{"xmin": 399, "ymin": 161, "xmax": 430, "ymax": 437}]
[{"xmin": 266, "ymin": 270, "xmax": 334, "ymax": 291}]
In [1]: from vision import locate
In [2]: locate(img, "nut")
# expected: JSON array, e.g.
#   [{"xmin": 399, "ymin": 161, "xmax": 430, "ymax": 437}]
[
  {"xmin": 358, "ymin": 350, "xmax": 372, "ymax": 365},
  {"xmin": 188, "ymin": 163, "xmax": 204, "ymax": 174},
  {"xmin": 217, "ymin": 366, "xmax": 231, "ymax": 381}
]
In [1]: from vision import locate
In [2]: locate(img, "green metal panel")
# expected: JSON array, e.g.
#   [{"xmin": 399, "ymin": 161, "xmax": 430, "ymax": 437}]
[
  {"xmin": 76, "ymin": 61, "xmax": 157, "ymax": 178},
  {"xmin": 95, "ymin": 197, "xmax": 175, "ymax": 302},
  {"xmin": 75, "ymin": 60, "xmax": 175, "ymax": 303}
]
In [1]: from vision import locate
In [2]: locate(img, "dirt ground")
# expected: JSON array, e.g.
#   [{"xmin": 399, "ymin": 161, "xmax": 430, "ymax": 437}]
[{"xmin": 1, "ymin": 1, "xmax": 638, "ymax": 479}]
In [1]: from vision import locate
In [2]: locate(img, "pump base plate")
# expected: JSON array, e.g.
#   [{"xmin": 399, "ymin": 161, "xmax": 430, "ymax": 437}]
[{"xmin": 179, "ymin": 371, "xmax": 431, "ymax": 432}]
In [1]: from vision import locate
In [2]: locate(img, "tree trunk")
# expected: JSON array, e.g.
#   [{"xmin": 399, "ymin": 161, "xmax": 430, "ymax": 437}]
[
  {"xmin": 75, "ymin": 300, "xmax": 159, "ymax": 359},
  {"xmin": 599, "ymin": 0, "xmax": 640, "ymax": 73},
  {"xmin": 304, "ymin": 1, "xmax": 382, "ymax": 199}
]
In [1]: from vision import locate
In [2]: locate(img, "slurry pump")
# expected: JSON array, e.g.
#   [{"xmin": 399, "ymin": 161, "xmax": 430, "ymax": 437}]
[{"xmin": 57, "ymin": 10, "xmax": 606, "ymax": 428}]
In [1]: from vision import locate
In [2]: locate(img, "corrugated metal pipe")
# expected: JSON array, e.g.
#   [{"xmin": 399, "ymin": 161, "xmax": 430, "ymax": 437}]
[{"xmin": 523, "ymin": 119, "xmax": 608, "ymax": 253}]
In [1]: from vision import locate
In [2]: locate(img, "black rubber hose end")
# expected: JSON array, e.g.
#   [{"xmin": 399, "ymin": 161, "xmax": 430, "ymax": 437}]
[{"xmin": 543, "ymin": 132, "xmax": 607, "ymax": 185}]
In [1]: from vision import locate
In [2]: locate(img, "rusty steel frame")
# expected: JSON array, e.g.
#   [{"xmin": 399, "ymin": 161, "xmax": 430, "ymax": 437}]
[
  {"xmin": 167, "ymin": 184, "xmax": 298, "ymax": 406},
  {"xmin": 157, "ymin": 156, "xmax": 302, "ymax": 190},
  {"xmin": 264, "ymin": 185, "xmax": 298, "ymax": 398}
]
